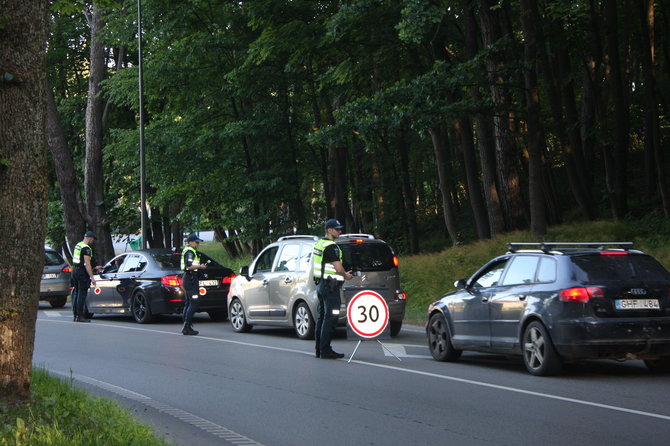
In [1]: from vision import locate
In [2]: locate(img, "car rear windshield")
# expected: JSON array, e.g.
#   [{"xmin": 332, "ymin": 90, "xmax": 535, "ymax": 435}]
[
  {"xmin": 150, "ymin": 251, "xmax": 222, "ymax": 269},
  {"xmin": 44, "ymin": 251, "xmax": 64, "ymax": 266},
  {"xmin": 339, "ymin": 242, "xmax": 395, "ymax": 271},
  {"xmin": 570, "ymin": 254, "xmax": 670, "ymax": 282}
]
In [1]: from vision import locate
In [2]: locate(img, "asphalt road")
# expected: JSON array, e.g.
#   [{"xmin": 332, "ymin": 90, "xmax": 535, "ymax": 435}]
[{"xmin": 34, "ymin": 303, "xmax": 670, "ymax": 446}]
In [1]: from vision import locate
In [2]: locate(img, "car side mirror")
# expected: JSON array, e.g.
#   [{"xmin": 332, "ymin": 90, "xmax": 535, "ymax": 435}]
[
  {"xmin": 454, "ymin": 278, "xmax": 468, "ymax": 289},
  {"xmin": 240, "ymin": 265, "xmax": 250, "ymax": 280}
]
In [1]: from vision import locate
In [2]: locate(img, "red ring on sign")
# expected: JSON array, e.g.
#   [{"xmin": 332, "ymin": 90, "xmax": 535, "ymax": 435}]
[
  {"xmin": 346, "ymin": 290, "xmax": 389, "ymax": 338},
  {"xmin": 199, "ymin": 287, "xmax": 207, "ymax": 296}
]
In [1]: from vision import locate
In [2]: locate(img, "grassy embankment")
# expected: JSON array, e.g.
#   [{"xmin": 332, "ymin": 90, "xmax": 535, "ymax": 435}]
[{"xmin": 7, "ymin": 217, "xmax": 668, "ymax": 444}]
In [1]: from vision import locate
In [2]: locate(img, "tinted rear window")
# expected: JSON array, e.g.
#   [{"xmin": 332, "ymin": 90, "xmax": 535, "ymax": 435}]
[
  {"xmin": 44, "ymin": 251, "xmax": 64, "ymax": 266},
  {"xmin": 570, "ymin": 254, "xmax": 670, "ymax": 282},
  {"xmin": 339, "ymin": 242, "xmax": 395, "ymax": 271}
]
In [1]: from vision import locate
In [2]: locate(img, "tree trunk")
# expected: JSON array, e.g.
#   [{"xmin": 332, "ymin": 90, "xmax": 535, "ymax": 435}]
[
  {"xmin": 429, "ymin": 127, "xmax": 460, "ymax": 245},
  {"xmin": 84, "ymin": 4, "xmax": 114, "ymax": 264},
  {"xmin": 397, "ymin": 131, "xmax": 420, "ymax": 253},
  {"xmin": 46, "ymin": 87, "xmax": 86, "ymax": 258},
  {"xmin": 0, "ymin": 0, "xmax": 50, "ymax": 402},
  {"xmin": 520, "ymin": 0, "xmax": 546, "ymax": 237}
]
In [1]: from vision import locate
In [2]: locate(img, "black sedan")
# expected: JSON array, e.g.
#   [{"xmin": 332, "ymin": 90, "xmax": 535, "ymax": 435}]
[
  {"xmin": 427, "ymin": 242, "xmax": 670, "ymax": 376},
  {"xmin": 88, "ymin": 249, "xmax": 235, "ymax": 323}
]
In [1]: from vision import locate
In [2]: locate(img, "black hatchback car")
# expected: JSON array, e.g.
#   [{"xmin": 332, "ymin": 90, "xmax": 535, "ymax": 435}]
[
  {"xmin": 88, "ymin": 249, "xmax": 235, "ymax": 323},
  {"xmin": 426, "ymin": 242, "xmax": 670, "ymax": 375}
]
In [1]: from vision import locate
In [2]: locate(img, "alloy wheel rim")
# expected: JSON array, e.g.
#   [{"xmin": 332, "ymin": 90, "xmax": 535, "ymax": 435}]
[
  {"xmin": 524, "ymin": 327, "xmax": 544, "ymax": 370},
  {"xmin": 295, "ymin": 306, "xmax": 309, "ymax": 336},
  {"xmin": 231, "ymin": 302, "xmax": 244, "ymax": 329},
  {"xmin": 430, "ymin": 319, "xmax": 446, "ymax": 354},
  {"xmin": 134, "ymin": 295, "xmax": 146, "ymax": 320}
]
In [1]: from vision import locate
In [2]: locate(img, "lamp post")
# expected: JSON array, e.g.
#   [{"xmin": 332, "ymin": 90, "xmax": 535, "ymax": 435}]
[{"xmin": 138, "ymin": 0, "xmax": 147, "ymax": 249}]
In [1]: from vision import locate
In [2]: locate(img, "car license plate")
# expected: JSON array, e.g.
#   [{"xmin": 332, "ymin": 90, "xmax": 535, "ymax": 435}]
[
  {"xmin": 615, "ymin": 299, "xmax": 660, "ymax": 310},
  {"xmin": 199, "ymin": 280, "xmax": 218, "ymax": 287},
  {"xmin": 42, "ymin": 273, "xmax": 58, "ymax": 279}
]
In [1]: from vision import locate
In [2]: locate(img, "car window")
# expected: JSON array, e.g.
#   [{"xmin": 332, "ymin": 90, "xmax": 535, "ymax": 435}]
[
  {"xmin": 275, "ymin": 244, "xmax": 300, "ymax": 272},
  {"xmin": 120, "ymin": 255, "xmax": 147, "ymax": 273},
  {"xmin": 472, "ymin": 258, "xmax": 509, "ymax": 288},
  {"xmin": 501, "ymin": 255, "xmax": 540, "ymax": 286},
  {"xmin": 297, "ymin": 244, "xmax": 312, "ymax": 272},
  {"xmin": 338, "ymin": 242, "xmax": 395, "ymax": 271},
  {"xmin": 253, "ymin": 246, "xmax": 278, "ymax": 274},
  {"xmin": 104, "ymin": 255, "xmax": 127, "ymax": 274},
  {"xmin": 570, "ymin": 254, "xmax": 670, "ymax": 282},
  {"xmin": 44, "ymin": 251, "xmax": 64, "ymax": 266},
  {"xmin": 536, "ymin": 257, "xmax": 557, "ymax": 283}
]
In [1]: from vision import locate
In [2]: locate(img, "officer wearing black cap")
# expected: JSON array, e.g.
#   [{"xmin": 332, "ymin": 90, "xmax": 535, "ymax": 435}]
[
  {"xmin": 71, "ymin": 231, "xmax": 99, "ymax": 322},
  {"xmin": 181, "ymin": 233, "xmax": 207, "ymax": 335},
  {"xmin": 313, "ymin": 219, "xmax": 353, "ymax": 359}
]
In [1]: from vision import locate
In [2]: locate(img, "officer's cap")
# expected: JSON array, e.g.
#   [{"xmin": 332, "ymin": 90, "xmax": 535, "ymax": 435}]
[
  {"xmin": 186, "ymin": 233, "xmax": 203, "ymax": 243},
  {"xmin": 325, "ymin": 219, "xmax": 344, "ymax": 230},
  {"xmin": 84, "ymin": 231, "xmax": 96, "ymax": 239}
]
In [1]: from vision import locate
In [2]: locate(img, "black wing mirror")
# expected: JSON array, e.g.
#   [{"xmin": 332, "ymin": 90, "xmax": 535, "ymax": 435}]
[
  {"xmin": 240, "ymin": 265, "xmax": 250, "ymax": 280},
  {"xmin": 454, "ymin": 278, "xmax": 468, "ymax": 289}
]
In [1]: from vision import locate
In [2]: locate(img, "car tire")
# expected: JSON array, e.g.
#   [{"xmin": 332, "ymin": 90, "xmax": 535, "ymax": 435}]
[
  {"xmin": 49, "ymin": 295, "xmax": 67, "ymax": 309},
  {"xmin": 522, "ymin": 321, "xmax": 562, "ymax": 376},
  {"xmin": 229, "ymin": 299, "xmax": 252, "ymax": 333},
  {"xmin": 427, "ymin": 313, "xmax": 462, "ymax": 362},
  {"xmin": 132, "ymin": 291, "xmax": 155, "ymax": 324},
  {"xmin": 390, "ymin": 320, "xmax": 402, "ymax": 337},
  {"xmin": 207, "ymin": 310, "xmax": 228, "ymax": 322},
  {"xmin": 644, "ymin": 357, "xmax": 670, "ymax": 373},
  {"xmin": 293, "ymin": 301, "xmax": 315, "ymax": 340}
]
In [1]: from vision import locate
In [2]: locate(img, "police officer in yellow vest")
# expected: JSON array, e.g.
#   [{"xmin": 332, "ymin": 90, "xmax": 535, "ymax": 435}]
[
  {"xmin": 181, "ymin": 233, "xmax": 207, "ymax": 335},
  {"xmin": 72, "ymin": 231, "xmax": 99, "ymax": 322},
  {"xmin": 313, "ymin": 219, "xmax": 353, "ymax": 359}
]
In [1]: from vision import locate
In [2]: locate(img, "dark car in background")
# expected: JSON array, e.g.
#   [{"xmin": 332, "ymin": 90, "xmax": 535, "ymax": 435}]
[
  {"xmin": 88, "ymin": 249, "xmax": 235, "ymax": 323},
  {"xmin": 40, "ymin": 248, "xmax": 72, "ymax": 308},
  {"xmin": 427, "ymin": 242, "xmax": 670, "ymax": 376},
  {"xmin": 228, "ymin": 234, "xmax": 406, "ymax": 339}
]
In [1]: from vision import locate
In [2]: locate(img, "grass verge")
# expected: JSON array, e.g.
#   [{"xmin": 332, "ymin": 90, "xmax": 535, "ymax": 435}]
[{"xmin": 0, "ymin": 368, "xmax": 171, "ymax": 446}]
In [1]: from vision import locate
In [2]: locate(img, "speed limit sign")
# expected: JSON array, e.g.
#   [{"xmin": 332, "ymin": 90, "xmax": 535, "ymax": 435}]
[{"xmin": 346, "ymin": 290, "xmax": 390, "ymax": 339}]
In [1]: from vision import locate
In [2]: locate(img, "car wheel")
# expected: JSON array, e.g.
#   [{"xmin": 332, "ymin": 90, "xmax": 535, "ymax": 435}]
[
  {"xmin": 132, "ymin": 291, "xmax": 155, "ymax": 324},
  {"xmin": 522, "ymin": 321, "xmax": 562, "ymax": 376},
  {"xmin": 644, "ymin": 357, "xmax": 670, "ymax": 373},
  {"xmin": 390, "ymin": 320, "xmax": 402, "ymax": 337},
  {"xmin": 207, "ymin": 310, "xmax": 228, "ymax": 322},
  {"xmin": 229, "ymin": 299, "xmax": 251, "ymax": 333},
  {"xmin": 427, "ymin": 313, "xmax": 462, "ymax": 362},
  {"xmin": 293, "ymin": 302, "xmax": 315, "ymax": 340},
  {"xmin": 49, "ymin": 295, "xmax": 67, "ymax": 309}
]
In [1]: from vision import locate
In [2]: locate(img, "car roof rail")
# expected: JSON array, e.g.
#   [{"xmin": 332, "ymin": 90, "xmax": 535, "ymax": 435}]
[
  {"xmin": 277, "ymin": 235, "xmax": 320, "ymax": 242},
  {"xmin": 508, "ymin": 242, "xmax": 635, "ymax": 253},
  {"xmin": 339, "ymin": 233, "xmax": 375, "ymax": 239}
]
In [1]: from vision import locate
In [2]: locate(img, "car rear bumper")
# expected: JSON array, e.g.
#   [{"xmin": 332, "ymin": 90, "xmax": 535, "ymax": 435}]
[
  {"xmin": 40, "ymin": 280, "xmax": 71, "ymax": 297},
  {"xmin": 553, "ymin": 317, "xmax": 670, "ymax": 359},
  {"xmin": 150, "ymin": 287, "xmax": 229, "ymax": 315}
]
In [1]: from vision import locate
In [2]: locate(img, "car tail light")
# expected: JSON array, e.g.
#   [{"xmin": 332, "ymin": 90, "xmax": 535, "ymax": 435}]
[
  {"xmin": 222, "ymin": 273, "xmax": 237, "ymax": 285},
  {"xmin": 393, "ymin": 256, "xmax": 399, "ymax": 267},
  {"xmin": 62, "ymin": 266, "xmax": 72, "ymax": 273},
  {"xmin": 600, "ymin": 252, "xmax": 628, "ymax": 255},
  {"xmin": 161, "ymin": 275, "xmax": 183, "ymax": 287},
  {"xmin": 560, "ymin": 287, "xmax": 604, "ymax": 303},
  {"xmin": 354, "ymin": 239, "xmax": 365, "ymax": 244}
]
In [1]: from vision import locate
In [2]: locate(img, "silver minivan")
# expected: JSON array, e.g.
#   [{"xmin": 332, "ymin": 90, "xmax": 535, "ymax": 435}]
[{"xmin": 227, "ymin": 234, "xmax": 406, "ymax": 339}]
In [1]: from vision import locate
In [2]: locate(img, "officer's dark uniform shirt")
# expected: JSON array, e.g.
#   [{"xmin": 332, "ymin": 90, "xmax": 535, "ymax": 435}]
[
  {"xmin": 322, "ymin": 243, "xmax": 341, "ymax": 265},
  {"xmin": 183, "ymin": 250, "xmax": 198, "ymax": 276}
]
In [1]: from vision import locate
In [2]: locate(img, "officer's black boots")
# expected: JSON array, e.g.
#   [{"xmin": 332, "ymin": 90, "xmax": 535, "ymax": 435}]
[
  {"xmin": 75, "ymin": 316, "xmax": 91, "ymax": 323},
  {"xmin": 182, "ymin": 323, "xmax": 198, "ymax": 336}
]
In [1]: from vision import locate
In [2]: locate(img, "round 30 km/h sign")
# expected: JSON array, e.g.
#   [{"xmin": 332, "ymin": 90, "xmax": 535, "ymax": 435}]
[{"xmin": 346, "ymin": 290, "xmax": 389, "ymax": 338}]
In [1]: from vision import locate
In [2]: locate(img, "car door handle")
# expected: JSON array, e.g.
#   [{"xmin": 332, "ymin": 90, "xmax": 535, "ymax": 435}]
[
  {"xmin": 284, "ymin": 277, "xmax": 292, "ymax": 284},
  {"xmin": 481, "ymin": 297, "xmax": 489, "ymax": 302},
  {"xmin": 518, "ymin": 295, "xmax": 527, "ymax": 300},
  {"xmin": 262, "ymin": 279, "xmax": 268, "ymax": 287}
]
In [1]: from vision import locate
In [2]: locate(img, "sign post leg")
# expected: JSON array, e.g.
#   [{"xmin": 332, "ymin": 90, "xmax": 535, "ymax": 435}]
[
  {"xmin": 347, "ymin": 340, "xmax": 363, "ymax": 363},
  {"xmin": 377, "ymin": 340, "xmax": 402, "ymax": 361}
]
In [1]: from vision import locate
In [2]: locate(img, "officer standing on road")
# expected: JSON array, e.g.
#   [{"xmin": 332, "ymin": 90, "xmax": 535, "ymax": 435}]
[
  {"xmin": 71, "ymin": 231, "xmax": 99, "ymax": 323},
  {"xmin": 313, "ymin": 219, "xmax": 354, "ymax": 359},
  {"xmin": 181, "ymin": 233, "xmax": 207, "ymax": 335}
]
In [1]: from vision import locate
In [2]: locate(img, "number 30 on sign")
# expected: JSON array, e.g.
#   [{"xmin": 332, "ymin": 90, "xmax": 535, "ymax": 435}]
[{"xmin": 346, "ymin": 290, "xmax": 389, "ymax": 338}]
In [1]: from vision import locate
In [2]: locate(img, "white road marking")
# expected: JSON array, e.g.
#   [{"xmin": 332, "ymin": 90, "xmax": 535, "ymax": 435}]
[
  {"xmin": 381, "ymin": 343, "xmax": 432, "ymax": 359},
  {"xmin": 49, "ymin": 370, "xmax": 266, "ymax": 446},
  {"xmin": 42, "ymin": 311, "xmax": 65, "ymax": 318},
  {"xmin": 40, "ymin": 319, "xmax": 670, "ymax": 424}
]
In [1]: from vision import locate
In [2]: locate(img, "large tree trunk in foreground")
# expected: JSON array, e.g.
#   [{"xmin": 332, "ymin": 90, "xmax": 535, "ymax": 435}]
[{"xmin": 0, "ymin": 0, "xmax": 50, "ymax": 402}]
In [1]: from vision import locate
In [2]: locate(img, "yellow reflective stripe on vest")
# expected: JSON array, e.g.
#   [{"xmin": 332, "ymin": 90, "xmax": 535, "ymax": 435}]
[
  {"xmin": 312, "ymin": 239, "xmax": 344, "ymax": 281},
  {"xmin": 72, "ymin": 241, "xmax": 91, "ymax": 266},
  {"xmin": 181, "ymin": 246, "xmax": 200, "ymax": 270}
]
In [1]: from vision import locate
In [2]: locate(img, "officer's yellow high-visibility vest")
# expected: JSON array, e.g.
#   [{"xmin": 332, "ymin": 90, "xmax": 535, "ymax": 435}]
[
  {"xmin": 72, "ymin": 242, "xmax": 91, "ymax": 267},
  {"xmin": 181, "ymin": 246, "xmax": 200, "ymax": 271},
  {"xmin": 312, "ymin": 239, "xmax": 344, "ymax": 282}
]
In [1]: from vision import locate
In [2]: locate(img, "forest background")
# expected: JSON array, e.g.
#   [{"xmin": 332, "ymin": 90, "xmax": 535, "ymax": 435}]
[{"xmin": 46, "ymin": 0, "xmax": 670, "ymax": 266}]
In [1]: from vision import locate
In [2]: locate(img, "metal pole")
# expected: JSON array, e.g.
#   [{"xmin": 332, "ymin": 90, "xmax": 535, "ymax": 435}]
[{"xmin": 137, "ymin": 0, "xmax": 147, "ymax": 249}]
